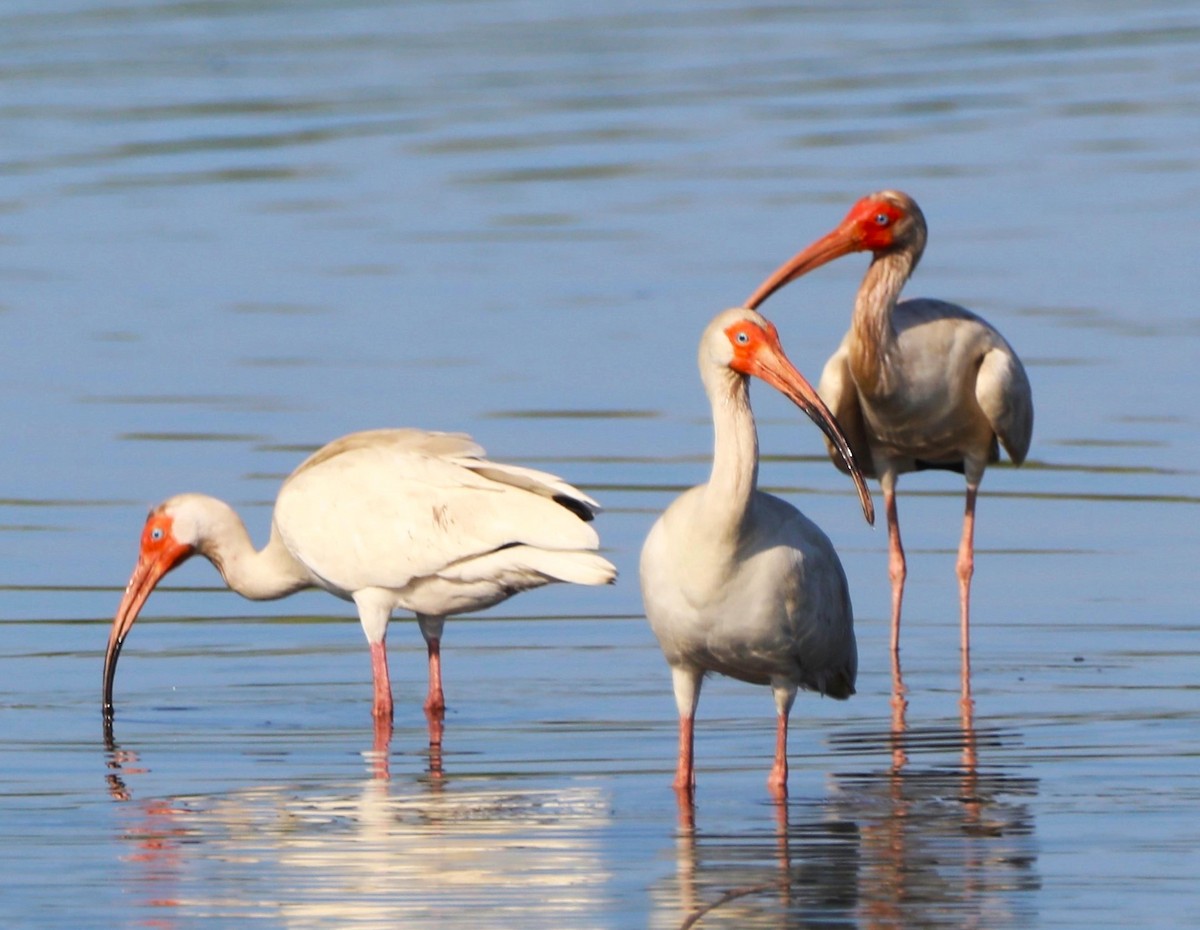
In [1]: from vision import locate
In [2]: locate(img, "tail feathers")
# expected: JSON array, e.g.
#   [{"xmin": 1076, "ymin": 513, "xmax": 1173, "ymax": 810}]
[
  {"xmin": 821, "ymin": 667, "xmax": 856, "ymax": 700},
  {"xmin": 439, "ymin": 546, "xmax": 617, "ymax": 588},
  {"xmin": 520, "ymin": 548, "xmax": 618, "ymax": 586}
]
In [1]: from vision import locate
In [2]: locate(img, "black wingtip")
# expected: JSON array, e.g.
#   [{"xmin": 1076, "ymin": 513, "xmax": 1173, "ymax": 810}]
[{"xmin": 552, "ymin": 494, "xmax": 596, "ymax": 522}]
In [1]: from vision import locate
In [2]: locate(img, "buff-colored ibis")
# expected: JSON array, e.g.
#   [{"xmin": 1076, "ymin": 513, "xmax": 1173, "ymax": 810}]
[{"xmin": 746, "ymin": 190, "xmax": 1033, "ymax": 659}]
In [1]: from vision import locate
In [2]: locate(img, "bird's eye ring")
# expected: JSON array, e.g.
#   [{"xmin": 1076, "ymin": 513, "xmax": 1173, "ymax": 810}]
[
  {"xmin": 735, "ymin": 331, "xmax": 750, "ymax": 345},
  {"xmin": 874, "ymin": 213, "xmax": 890, "ymax": 226},
  {"xmin": 150, "ymin": 528, "xmax": 164, "ymax": 541}
]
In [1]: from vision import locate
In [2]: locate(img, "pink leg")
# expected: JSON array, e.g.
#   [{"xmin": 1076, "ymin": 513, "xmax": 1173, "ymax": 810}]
[
  {"xmin": 767, "ymin": 712, "xmax": 789, "ymax": 799},
  {"xmin": 670, "ymin": 665, "xmax": 702, "ymax": 796},
  {"xmin": 674, "ymin": 713, "xmax": 695, "ymax": 796},
  {"xmin": 960, "ymin": 646, "xmax": 977, "ymax": 773},
  {"xmin": 424, "ymin": 639, "xmax": 446, "ymax": 750},
  {"xmin": 957, "ymin": 486, "xmax": 978, "ymax": 656},
  {"xmin": 675, "ymin": 788, "xmax": 696, "ymax": 828},
  {"xmin": 424, "ymin": 637, "xmax": 445, "ymax": 717},
  {"xmin": 890, "ymin": 649, "xmax": 909, "ymax": 773},
  {"xmin": 369, "ymin": 641, "xmax": 394, "ymax": 722},
  {"xmin": 417, "ymin": 615, "xmax": 447, "ymax": 720},
  {"xmin": 885, "ymin": 482, "xmax": 907, "ymax": 657}
]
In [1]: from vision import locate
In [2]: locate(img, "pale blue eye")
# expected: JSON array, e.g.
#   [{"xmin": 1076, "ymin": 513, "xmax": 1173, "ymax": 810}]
[
  {"xmin": 875, "ymin": 213, "xmax": 890, "ymax": 226},
  {"xmin": 736, "ymin": 331, "xmax": 750, "ymax": 344},
  {"xmin": 151, "ymin": 528, "xmax": 164, "ymax": 541}
]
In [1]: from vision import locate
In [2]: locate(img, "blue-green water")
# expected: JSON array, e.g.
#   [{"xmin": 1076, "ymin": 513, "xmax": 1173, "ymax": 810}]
[{"xmin": 2, "ymin": 2, "xmax": 1198, "ymax": 927}]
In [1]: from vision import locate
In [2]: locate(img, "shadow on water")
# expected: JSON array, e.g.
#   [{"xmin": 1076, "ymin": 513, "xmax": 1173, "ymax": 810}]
[{"xmin": 658, "ymin": 660, "xmax": 1040, "ymax": 929}]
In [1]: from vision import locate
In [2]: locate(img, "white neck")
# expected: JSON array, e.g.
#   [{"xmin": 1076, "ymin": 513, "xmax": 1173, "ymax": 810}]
[
  {"xmin": 186, "ymin": 497, "xmax": 312, "ymax": 600},
  {"xmin": 699, "ymin": 364, "xmax": 759, "ymax": 535}
]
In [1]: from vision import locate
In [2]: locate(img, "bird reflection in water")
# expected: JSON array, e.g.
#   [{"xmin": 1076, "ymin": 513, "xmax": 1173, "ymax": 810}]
[
  {"xmin": 845, "ymin": 655, "xmax": 1040, "ymax": 928},
  {"xmin": 104, "ymin": 735, "xmax": 187, "ymax": 930},
  {"xmin": 661, "ymin": 796, "xmax": 859, "ymax": 929},
  {"xmin": 103, "ymin": 723, "xmax": 610, "ymax": 929},
  {"xmin": 368, "ymin": 713, "xmax": 443, "ymax": 785},
  {"xmin": 660, "ymin": 658, "xmax": 1039, "ymax": 928}
]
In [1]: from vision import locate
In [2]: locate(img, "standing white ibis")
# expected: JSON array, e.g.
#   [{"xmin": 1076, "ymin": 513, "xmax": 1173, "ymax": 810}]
[
  {"xmin": 103, "ymin": 428, "xmax": 617, "ymax": 744},
  {"xmin": 745, "ymin": 190, "xmax": 1033, "ymax": 659},
  {"xmin": 639, "ymin": 307, "xmax": 875, "ymax": 798}
]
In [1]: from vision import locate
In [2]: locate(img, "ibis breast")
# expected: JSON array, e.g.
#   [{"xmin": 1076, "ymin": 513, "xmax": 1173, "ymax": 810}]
[
  {"xmin": 640, "ymin": 487, "xmax": 856, "ymax": 697},
  {"xmin": 821, "ymin": 299, "xmax": 1032, "ymax": 476}
]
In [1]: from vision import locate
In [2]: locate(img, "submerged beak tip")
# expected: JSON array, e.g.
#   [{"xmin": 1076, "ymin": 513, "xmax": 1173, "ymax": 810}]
[{"xmin": 101, "ymin": 547, "xmax": 181, "ymax": 721}]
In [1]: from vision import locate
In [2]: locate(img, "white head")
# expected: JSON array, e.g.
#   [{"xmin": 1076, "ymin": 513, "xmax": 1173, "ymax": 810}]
[
  {"xmin": 102, "ymin": 493, "xmax": 239, "ymax": 716},
  {"xmin": 698, "ymin": 307, "xmax": 875, "ymax": 525}
]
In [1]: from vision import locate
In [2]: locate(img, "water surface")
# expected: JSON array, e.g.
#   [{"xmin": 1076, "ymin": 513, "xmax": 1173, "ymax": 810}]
[{"xmin": 2, "ymin": 2, "xmax": 1198, "ymax": 928}]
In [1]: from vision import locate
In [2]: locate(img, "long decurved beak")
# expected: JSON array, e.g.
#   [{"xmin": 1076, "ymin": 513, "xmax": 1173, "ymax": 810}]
[
  {"xmin": 103, "ymin": 544, "xmax": 191, "ymax": 719},
  {"xmin": 749, "ymin": 342, "xmax": 875, "ymax": 526},
  {"xmin": 746, "ymin": 224, "xmax": 861, "ymax": 310}
]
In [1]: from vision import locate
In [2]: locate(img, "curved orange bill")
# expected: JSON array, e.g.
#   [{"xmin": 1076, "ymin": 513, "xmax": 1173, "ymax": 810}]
[
  {"xmin": 745, "ymin": 224, "xmax": 861, "ymax": 310},
  {"xmin": 747, "ymin": 335, "xmax": 875, "ymax": 526},
  {"xmin": 103, "ymin": 542, "xmax": 192, "ymax": 719}
]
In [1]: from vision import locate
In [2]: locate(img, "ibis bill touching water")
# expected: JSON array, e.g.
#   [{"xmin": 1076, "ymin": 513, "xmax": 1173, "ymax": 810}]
[{"xmin": 103, "ymin": 428, "xmax": 617, "ymax": 744}]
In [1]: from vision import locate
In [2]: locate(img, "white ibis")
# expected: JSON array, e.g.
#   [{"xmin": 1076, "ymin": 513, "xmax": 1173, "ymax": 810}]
[
  {"xmin": 746, "ymin": 190, "xmax": 1033, "ymax": 659},
  {"xmin": 103, "ymin": 428, "xmax": 617, "ymax": 743},
  {"xmin": 639, "ymin": 307, "xmax": 874, "ymax": 798}
]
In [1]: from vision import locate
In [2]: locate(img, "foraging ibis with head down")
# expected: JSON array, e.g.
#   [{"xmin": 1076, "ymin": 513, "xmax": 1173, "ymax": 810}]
[
  {"xmin": 745, "ymin": 190, "xmax": 1033, "ymax": 660},
  {"xmin": 639, "ymin": 307, "xmax": 874, "ymax": 799},
  {"xmin": 103, "ymin": 429, "xmax": 617, "ymax": 743}
]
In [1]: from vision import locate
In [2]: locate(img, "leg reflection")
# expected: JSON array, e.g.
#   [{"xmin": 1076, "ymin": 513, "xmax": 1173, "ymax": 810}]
[
  {"xmin": 424, "ymin": 706, "xmax": 445, "ymax": 787},
  {"xmin": 369, "ymin": 716, "xmax": 393, "ymax": 782},
  {"xmin": 366, "ymin": 709, "xmax": 447, "ymax": 785},
  {"xmin": 668, "ymin": 794, "xmax": 856, "ymax": 928},
  {"xmin": 102, "ymin": 736, "xmax": 185, "ymax": 928}
]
